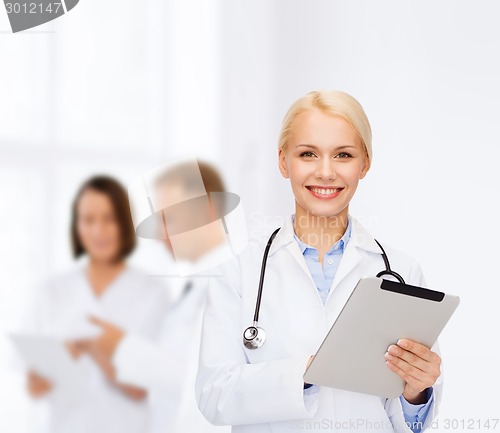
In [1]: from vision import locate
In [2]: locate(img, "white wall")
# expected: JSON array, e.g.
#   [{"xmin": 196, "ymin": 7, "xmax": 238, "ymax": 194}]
[{"xmin": 1, "ymin": 1, "xmax": 498, "ymax": 431}]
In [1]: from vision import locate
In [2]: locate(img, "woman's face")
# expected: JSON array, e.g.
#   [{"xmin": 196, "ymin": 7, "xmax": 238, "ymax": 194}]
[
  {"xmin": 278, "ymin": 108, "xmax": 370, "ymax": 219},
  {"xmin": 76, "ymin": 189, "xmax": 122, "ymax": 263}
]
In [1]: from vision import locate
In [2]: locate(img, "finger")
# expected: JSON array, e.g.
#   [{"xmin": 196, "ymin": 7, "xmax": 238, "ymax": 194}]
[
  {"xmin": 306, "ymin": 355, "xmax": 314, "ymax": 369},
  {"xmin": 88, "ymin": 315, "xmax": 107, "ymax": 328},
  {"xmin": 29, "ymin": 375, "xmax": 42, "ymax": 386},
  {"xmin": 29, "ymin": 370, "xmax": 48, "ymax": 382},
  {"xmin": 385, "ymin": 352, "xmax": 433, "ymax": 384},
  {"xmin": 71, "ymin": 339, "xmax": 91, "ymax": 346},
  {"xmin": 66, "ymin": 340, "xmax": 90, "ymax": 359},
  {"xmin": 397, "ymin": 339, "xmax": 435, "ymax": 362},
  {"xmin": 30, "ymin": 374, "xmax": 51, "ymax": 387},
  {"xmin": 65, "ymin": 340, "xmax": 83, "ymax": 350},
  {"xmin": 65, "ymin": 341, "xmax": 79, "ymax": 358},
  {"xmin": 387, "ymin": 344, "xmax": 429, "ymax": 372},
  {"xmin": 385, "ymin": 359, "xmax": 427, "ymax": 389}
]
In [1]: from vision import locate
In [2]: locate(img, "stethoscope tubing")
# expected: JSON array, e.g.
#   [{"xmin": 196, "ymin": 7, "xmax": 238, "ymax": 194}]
[{"xmin": 244, "ymin": 227, "xmax": 406, "ymax": 349}]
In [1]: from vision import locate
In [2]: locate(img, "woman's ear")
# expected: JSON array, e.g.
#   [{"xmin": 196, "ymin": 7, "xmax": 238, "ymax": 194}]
[
  {"xmin": 278, "ymin": 148, "xmax": 289, "ymax": 179},
  {"xmin": 359, "ymin": 154, "xmax": 370, "ymax": 180}
]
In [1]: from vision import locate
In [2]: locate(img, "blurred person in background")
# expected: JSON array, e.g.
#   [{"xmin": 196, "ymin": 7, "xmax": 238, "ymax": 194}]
[
  {"xmin": 76, "ymin": 161, "xmax": 232, "ymax": 433},
  {"xmin": 24, "ymin": 175, "xmax": 171, "ymax": 433}
]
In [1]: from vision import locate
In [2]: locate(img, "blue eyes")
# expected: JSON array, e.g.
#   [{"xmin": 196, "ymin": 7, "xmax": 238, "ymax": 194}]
[{"xmin": 299, "ymin": 151, "xmax": 352, "ymax": 159}]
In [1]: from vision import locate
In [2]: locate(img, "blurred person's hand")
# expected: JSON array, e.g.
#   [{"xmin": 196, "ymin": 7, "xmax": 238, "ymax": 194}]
[
  {"xmin": 72, "ymin": 315, "xmax": 124, "ymax": 374},
  {"xmin": 79, "ymin": 338, "xmax": 117, "ymax": 380},
  {"xmin": 86, "ymin": 315, "xmax": 125, "ymax": 359},
  {"xmin": 27, "ymin": 370, "xmax": 52, "ymax": 398},
  {"xmin": 75, "ymin": 319, "xmax": 146, "ymax": 401},
  {"xmin": 65, "ymin": 340, "xmax": 84, "ymax": 359},
  {"xmin": 79, "ymin": 341, "xmax": 147, "ymax": 401},
  {"xmin": 74, "ymin": 334, "xmax": 117, "ymax": 382}
]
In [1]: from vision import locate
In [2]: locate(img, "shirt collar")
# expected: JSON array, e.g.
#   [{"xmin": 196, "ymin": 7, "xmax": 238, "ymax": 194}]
[
  {"xmin": 267, "ymin": 213, "xmax": 382, "ymax": 257},
  {"xmin": 292, "ymin": 214, "xmax": 352, "ymax": 255}
]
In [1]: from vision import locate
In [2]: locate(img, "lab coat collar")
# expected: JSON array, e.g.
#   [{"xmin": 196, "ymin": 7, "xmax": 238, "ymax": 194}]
[{"xmin": 267, "ymin": 213, "xmax": 382, "ymax": 257}]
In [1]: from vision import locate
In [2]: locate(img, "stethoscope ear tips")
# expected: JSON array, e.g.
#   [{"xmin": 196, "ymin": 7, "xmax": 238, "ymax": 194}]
[{"xmin": 243, "ymin": 326, "xmax": 266, "ymax": 349}]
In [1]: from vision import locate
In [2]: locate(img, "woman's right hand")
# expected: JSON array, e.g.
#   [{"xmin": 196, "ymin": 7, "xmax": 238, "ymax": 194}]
[
  {"xmin": 306, "ymin": 355, "xmax": 314, "ymax": 369},
  {"xmin": 303, "ymin": 355, "xmax": 315, "ymax": 388},
  {"xmin": 27, "ymin": 370, "xmax": 52, "ymax": 398}
]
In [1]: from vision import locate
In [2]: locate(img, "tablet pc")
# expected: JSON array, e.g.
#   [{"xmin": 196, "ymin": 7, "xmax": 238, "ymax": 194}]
[{"xmin": 303, "ymin": 276, "xmax": 460, "ymax": 398}]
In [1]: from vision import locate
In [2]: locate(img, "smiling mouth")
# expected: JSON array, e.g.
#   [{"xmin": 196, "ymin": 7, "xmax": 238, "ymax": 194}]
[{"xmin": 306, "ymin": 186, "xmax": 344, "ymax": 195}]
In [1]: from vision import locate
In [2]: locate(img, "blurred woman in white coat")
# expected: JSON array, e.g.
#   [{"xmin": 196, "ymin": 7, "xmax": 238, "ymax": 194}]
[
  {"xmin": 25, "ymin": 176, "xmax": 170, "ymax": 433},
  {"xmin": 196, "ymin": 91, "xmax": 443, "ymax": 433}
]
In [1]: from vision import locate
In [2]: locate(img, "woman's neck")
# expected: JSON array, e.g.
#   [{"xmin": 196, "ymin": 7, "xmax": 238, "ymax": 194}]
[
  {"xmin": 293, "ymin": 205, "xmax": 349, "ymax": 264},
  {"xmin": 86, "ymin": 259, "xmax": 125, "ymax": 298}
]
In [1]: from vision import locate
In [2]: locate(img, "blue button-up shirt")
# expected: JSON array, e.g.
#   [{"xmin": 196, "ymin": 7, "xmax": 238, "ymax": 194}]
[
  {"xmin": 292, "ymin": 214, "xmax": 433, "ymax": 433},
  {"xmin": 293, "ymin": 215, "xmax": 352, "ymax": 305}
]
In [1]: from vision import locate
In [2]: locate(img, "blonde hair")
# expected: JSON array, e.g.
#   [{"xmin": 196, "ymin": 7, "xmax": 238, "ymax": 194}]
[{"xmin": 278, "ymin": 90, "xmax": 372, "ymax": 164}]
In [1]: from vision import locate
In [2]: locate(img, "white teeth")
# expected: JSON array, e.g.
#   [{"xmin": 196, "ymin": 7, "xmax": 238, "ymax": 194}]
[{"xmin": 310, "ymin": 187, "xmax": 341, "ymax": 195}]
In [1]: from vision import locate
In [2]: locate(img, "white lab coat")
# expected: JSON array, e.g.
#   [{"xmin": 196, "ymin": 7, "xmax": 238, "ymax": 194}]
[
  {"xmin": 196, "ymin": 214, "xmax": 443, "ymax": 433},
  {"xmin": 113, "ymin": 249, "xmax": 232, "ymax": 433},
  {"xmin": 23, "ymin": 264, "xmax": 171, "ymax": 433}
]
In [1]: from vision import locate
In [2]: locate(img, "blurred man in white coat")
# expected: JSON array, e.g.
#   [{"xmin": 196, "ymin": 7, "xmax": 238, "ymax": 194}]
[{"xmin": 77, "ymin": 161, "xmax": 233, "ymax": 433}]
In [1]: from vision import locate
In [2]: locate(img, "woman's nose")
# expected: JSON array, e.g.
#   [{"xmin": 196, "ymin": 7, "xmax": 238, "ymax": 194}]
[{"xmin": 315, "ymin": 158, "xmax": 336, "ymax": 180}]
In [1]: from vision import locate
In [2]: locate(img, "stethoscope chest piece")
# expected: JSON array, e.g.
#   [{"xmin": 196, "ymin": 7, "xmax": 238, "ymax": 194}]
[{"xmin": 243, "ymin": 324, "xmax": 266, "ymax": 349}]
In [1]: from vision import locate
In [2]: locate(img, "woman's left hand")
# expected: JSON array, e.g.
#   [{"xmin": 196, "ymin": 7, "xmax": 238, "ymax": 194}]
[{"xmin": 384, "ymin": 338, "xmax": 441, "ymax": 404}]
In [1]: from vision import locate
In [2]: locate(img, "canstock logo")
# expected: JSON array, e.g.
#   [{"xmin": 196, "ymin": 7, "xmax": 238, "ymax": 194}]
[{"xmin": 3, "ymin": 0, "xmax": 79, "ymax": 33}]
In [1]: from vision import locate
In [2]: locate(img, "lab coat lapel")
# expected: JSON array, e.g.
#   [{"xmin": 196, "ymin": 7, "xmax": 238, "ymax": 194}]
[
  {"xmin": 322, "ymin": 216, "xmax": 383, "ymax": 317},
  {"xmin": 329, "ymin": 239, "xmax": 362, "ymax": 292},
  {"xmin": 268, "ymin": 216, "xmax": 316, "ymax": 287},
  {"xmin": 329, "ymin": 216, "xmax": 382, "ymax": 293},
  {"xmin": 285, "ymin": 241, "xmax": 316, "ymax": 287}
]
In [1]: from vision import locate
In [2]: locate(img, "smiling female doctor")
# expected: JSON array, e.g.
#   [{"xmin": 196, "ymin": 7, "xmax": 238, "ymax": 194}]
[{"xmin": 196, "ymin": 90, "xmax": 443, "ymax": 433}]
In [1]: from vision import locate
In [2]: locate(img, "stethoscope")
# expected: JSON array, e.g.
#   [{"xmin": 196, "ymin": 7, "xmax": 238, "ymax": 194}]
[{"xmin": 243, "ymin": 227, "xmax": 406, "ymax": 350}]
